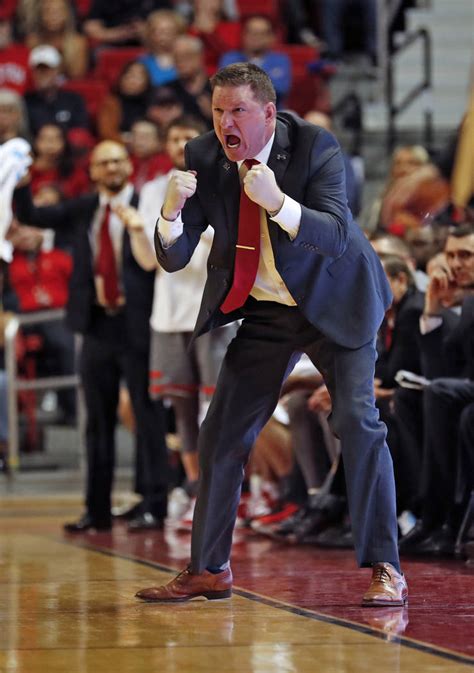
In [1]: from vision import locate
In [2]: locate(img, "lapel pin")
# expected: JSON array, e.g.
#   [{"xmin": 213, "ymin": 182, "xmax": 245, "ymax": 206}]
[
  {"xmin": 276, "ymin": 154, "xmax": 287, "ymax": 161},
  {"xmin": 223, "ymin": 162, "xmax": 231, "ymax": 171}
]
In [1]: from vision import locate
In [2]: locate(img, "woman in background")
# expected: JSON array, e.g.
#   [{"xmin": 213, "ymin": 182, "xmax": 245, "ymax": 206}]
[{"xmin": 22, "ymin": 0, "xmax": 89, "ymax": 78}]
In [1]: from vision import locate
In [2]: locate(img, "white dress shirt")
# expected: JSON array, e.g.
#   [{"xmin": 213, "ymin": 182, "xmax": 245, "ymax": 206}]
[
  {"xmin": 90, "ymin": 182, "xmax": 134, "ymax": 306},
  {"xmin": 139, "ymin": 172, "xmax": 213, "ymax": 332},
  {"xmin": 157, "ymin": 132, "xmax": 302, "ymax": 306}
]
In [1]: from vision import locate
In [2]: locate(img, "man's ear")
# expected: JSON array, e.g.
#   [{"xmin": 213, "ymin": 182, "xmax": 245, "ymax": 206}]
[
  {"xmin": 89, "ymin": 163, "xmax": 97, "ymax": 184},
  {"xmin": 124, "ymin": 158, "xmax": 133, "ymax": 178},
  {"xmin": 264, "ymin": 101, "xmax": 277, "ymax": 124}
]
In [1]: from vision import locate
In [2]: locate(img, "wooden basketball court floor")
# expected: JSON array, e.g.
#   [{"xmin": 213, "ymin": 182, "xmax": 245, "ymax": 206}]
[{"xmin": 1, "ymin": 496, "xmax": 473, "ymax": 673}]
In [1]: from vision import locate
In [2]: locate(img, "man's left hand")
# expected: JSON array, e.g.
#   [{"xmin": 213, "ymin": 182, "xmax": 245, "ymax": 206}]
[{"xmin": 243, "ymin": 164, "xmax": 284, "ymax": 214}]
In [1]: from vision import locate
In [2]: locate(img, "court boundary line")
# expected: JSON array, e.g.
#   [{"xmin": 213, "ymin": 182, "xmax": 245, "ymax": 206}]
[{"xmin": 57, "ymin": 536, "xmax": 474, "ymax": 668}]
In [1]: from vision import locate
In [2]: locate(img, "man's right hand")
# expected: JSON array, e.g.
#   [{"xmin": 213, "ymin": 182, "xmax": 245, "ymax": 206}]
[
  {"xmin": 161, "ymin": 170, "xmax": 197, "ymax": 221},
  {"xmin": 425, "ymin": 264, "xmax": 456, "ymax": 315}
]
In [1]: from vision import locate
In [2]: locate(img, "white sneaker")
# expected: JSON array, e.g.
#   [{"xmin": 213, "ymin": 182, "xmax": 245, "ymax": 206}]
[
  {"xmin": 167, "ymin": 487, "xmax": 191, "ymax": 521},
  {"xmin": 175, "ymin": 498, "xmax": 196, "ymax": 531},
  {"xmin": 398, "ymin": 510, "xmax": 417, "ymax": 536}
]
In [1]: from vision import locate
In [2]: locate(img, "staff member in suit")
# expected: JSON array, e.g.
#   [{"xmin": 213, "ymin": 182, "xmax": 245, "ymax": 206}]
[
  {"xmin": 400, "ymin": 223, "xmax": 474, "ymax": 556},
  {"xmin": 14, "ymin": 140, "xmax": 169, "ymax": 533},
  {"xmin": 136, "ymin": 63, "xmax": 407, "ymax": 606}
]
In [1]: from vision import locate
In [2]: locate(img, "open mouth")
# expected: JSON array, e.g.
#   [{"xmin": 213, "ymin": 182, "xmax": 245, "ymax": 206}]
[{"xmin": 225, "ymin": 134, "xmax": 240, "ymax": 149}]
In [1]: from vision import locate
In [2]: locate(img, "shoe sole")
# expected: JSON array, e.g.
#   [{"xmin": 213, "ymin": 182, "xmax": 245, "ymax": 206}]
[
  {"xmin": 137, "ymin": 589, "xmax": 232, "ymax": 603},
  {"xmin": 361, "ymin": 597, "xmax": 408, "ymax": 608},
  {"xmin": 64, "ymin": 527, "xmax": 112, "ymax": 533}
]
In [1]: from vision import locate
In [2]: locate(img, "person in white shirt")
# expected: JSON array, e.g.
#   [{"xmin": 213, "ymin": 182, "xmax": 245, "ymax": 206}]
[{"xmin": 118, "ymin": 116, "xmax": 236, "ymax": 513}]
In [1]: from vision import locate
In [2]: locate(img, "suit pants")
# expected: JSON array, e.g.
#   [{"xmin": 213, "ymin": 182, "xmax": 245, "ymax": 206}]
[
  {"xmin": 80, "ymin": 309, "xmax": 168, "ymax": 522},
  {"xmin": 391, "ymin": 387, "xmax": 423, "ymax": 514},
  {"xmin": 190, "ymin": 299, "xmax": 400, "ymax": 572},
  {"xmin": 421, "ymin": 378, "xmax": 474, "ymax": 529}
]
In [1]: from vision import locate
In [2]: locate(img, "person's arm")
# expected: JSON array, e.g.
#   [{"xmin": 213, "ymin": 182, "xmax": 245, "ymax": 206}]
[
  {"xmin": 63, "ymin": 33, "xmax": 90, "ymax": 79},
  {"xmin": 96, "ymin": 95, "xmax": 122, "ymax": 141},
  {"xmin": 82, "ymin": 19, "xmax": 139, "ymax": 45},
  {"xmin": 113, "ymin": 204, "xmax": 158, "ymax": 271},
  {"xmin": 14, "ymin": 183, "xmax": 78, "ymax": 230},
  {"xmin": 154, "ymin": 151, "xmax": 207, "ymax": 272},
  {"xmin": 245, "ymin": 129, "xmax": 350, "ymax": 258},
  {"xmin": 292, "ymin": 130, "xmax": 350, "ymax": 257}
]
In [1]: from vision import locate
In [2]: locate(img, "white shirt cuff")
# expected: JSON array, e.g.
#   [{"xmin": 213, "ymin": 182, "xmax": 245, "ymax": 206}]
[
  {"xmin": 269, "ymin": 195, "xmax": 301, "ymax": 240},
  {"xmin": 157, "ymin": 211, "xmax": 184, "ymax": 248},
  {"xmin": 420, "ymin": 314, "xmax": 443, "ymax": 334}
]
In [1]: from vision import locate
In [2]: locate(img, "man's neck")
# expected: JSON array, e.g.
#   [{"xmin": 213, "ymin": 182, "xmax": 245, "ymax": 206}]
[
  {"xmin": 99, "ymin": 183, "xmax": 129, "ymax": 200},
  {"xmin": 38, "ymin": 86, "xmax": 58, "ymax": 101},
  {"xmin": 246, "ymin": 49, "xmax": 265, "ymax": 59}
]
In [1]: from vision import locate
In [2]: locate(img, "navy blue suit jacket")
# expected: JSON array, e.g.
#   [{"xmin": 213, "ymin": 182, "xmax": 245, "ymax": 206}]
[{"xmin": 155, "ymin": 112, "xmax": 392, "ymax": 349}]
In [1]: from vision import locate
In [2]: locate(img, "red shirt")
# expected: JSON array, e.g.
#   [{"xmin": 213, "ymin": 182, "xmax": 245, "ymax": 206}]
[
  {"xmin": 9, "ymin": 248, "xmax": 73, "ymax": 312},
  {"xmin": 0, "ymin": 44, "xmax": 31, "ymax": 94},
  {"xmin": 30, "ymin": 164, "xmax": 90, "ymax": 199}
]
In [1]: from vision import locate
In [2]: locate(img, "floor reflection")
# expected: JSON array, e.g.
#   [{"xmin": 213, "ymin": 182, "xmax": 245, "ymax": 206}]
[{"xmin": 0, "ymin": 518, "xmax": 471, "ymax": 673}]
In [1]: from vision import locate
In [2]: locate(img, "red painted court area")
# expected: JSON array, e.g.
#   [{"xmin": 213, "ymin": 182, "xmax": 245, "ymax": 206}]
[{"xmin": 73, "ymin": 523, "xmax": 474, "ymax": 662}]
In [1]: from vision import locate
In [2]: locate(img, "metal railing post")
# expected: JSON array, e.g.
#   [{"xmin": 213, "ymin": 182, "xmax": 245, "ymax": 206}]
[
  {"xmin": 376, "ymin": 0, "xmax": 389, "ymax": 98},
  {"xmin": 3, "ymin": 308, "xmax": 81, "ymax": 479},
  {"xmin": 422, "ymin": 28, "xmax": 434, "ymax": 151},
  {"xmin": 385, "ymin": 27, "xmax": 433, "ymax": 151},
  {"xmin": 386, "ymin": 52, "xmax": 395, "ymax": 151},
  {"xmin": 5, "ymin": 316, "xmax": 20, "ymax": 473}
]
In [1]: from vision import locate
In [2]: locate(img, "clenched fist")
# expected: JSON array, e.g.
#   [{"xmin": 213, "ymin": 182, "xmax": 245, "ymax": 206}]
[
  {"xmin": 243, "ymin": 163, "xmax": 284, "ymax": 214},
  {"xmin": 162, "ymin": 170, "xmax": 197, "ymax": 221}
]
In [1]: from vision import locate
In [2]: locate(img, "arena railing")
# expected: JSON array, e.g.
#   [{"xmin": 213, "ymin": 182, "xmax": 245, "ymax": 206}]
[
  {"xmin": 4, "ymin": 308, "xmax": 84, "ymax": 479},
  {"xmin": 386, "ymin": 27, "xmax": 433, "ymax": 151}
]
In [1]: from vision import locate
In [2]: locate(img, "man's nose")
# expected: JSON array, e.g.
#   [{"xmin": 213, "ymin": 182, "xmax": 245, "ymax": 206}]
[
  {"xmin": 450, "ymin": 257, "xmax": 462, "ymax": 272},
  {"xmin": 220, "ymin": 112, "xmax": 234, "ymax": 129}
]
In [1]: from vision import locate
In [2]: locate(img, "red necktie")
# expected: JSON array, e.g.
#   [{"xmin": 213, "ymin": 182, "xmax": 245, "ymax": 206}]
[
  {"xmin": 220, "ymin": 159, "xmax": 261, "ymax": 314},
  {"xmin": 95, "ymin": 203, "xmax": 120, "ymax": 307}
]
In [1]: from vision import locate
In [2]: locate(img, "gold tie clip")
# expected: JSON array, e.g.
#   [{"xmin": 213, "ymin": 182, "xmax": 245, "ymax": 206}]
[{"xmin": 236, "ymin": 244, "xmax": 256, "ymax": 250}]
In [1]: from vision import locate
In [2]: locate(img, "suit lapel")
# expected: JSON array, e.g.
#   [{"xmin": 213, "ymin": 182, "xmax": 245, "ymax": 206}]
[
  {"xmin": 266, "ymin": 118, "xmax": 291, "ymax": 250},
  {"xmin": 218, "ymin": 151, "xmax": 240, "ymax": 243},
  {"xmin": 267, "ymin": 118, "xmax": 291, "ymax": 185}
]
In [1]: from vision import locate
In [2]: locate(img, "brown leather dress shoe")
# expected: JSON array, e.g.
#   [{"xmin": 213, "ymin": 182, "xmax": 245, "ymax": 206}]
[
  {"xmin": 135, "ymin": 566, "xmax": 233, "ymax": 602},
  {"xmin": 362, "ymin": 562, "xmax": 408, "ymax": 607}
]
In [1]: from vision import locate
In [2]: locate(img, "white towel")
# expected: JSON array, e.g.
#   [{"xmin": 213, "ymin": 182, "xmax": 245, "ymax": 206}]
[{"xmin": 0, "ymin": 137, "xmax": 32, "ymax": 261}]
